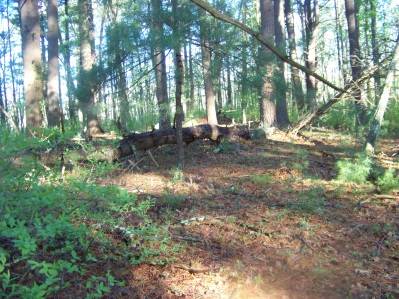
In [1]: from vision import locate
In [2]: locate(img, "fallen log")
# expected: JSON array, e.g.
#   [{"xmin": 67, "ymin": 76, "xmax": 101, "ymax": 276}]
[
  {"xmin": 114, "ymin": 124, "xmax": 250, "ymax": 161},
  {"xmin": 31, "ymin": 125, "xmax": 250, "ymax": 165}
]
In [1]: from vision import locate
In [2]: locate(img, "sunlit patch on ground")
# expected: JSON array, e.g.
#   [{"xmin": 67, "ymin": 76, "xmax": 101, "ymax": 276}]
[{"xmin": 94, "ymin": 131, "xmax": 398, "ymax": 298}]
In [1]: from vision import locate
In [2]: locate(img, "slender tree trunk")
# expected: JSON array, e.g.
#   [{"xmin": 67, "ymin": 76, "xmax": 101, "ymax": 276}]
[
  {"xmin": 117, "ymin": 53, "xmax": 130, "ymax": 127},
  {"xmin": 19, "ymin": 0, "xmax": 44, "ymax": 133},
  {"xmin": 369, "ymin": 0, "xmax": 380, "ymax": 98},
  {"xmin": 345, "ymin": 0, "xmax": 366, "ymax": 126},
  {"xmin": 62, "ymin": 0, "xmax": 76, "ymax": 123},
  {"xmin": 188, "ymin": 42, "xmax": 195, "ymax": 113},
  {"xmin": 172, "ymin": 0, "xmax": 184, "ymax": 170},
  {"xmin": 304, "ymin": 0, "xmax": 319, "ymax": 109},
  {"xmin": 151, "ymin": 0, "xmax": 171, "ymax": 129},
  {"xmin": 365, "ymin": 35, "xmax": 399, "ymax": 154},
  {"xmin": 284, "ymin": 0, "xmax": 304, "ymax": 112},
  {"xmin": 274, "ymin": 0, "xmax": 290, "ymax": 127},
  {"xmin": 259, "ymin": 0, "xmax": 277, "ymax": 129},
  {"xmin": 47, "ymin": 0, "xmax": 60, "ymax": 127},
  {"xmin": 78, "ymin": 0, "xmax": 102, "ymax": 134},
  {"xmin": 191, "ymin": 0, "xmax": 344, "ymax": 94},
  {"xmin": 0, "ymin": 83, "xmax": 5, "ymax": 126},
  {"xmin": 241, "ymin": 0, "xmax": 249, "ymax": 124},
  {"xmin": 7, "ymin": 1, "xmax": 20, "ymax": 129},
  {"xmin": 226, "ymin": 60, "xmax": 232, "ymax": 108},
  {"xmin": 199, "ymin": 8, "xmax": 218, "ymax": 125}
]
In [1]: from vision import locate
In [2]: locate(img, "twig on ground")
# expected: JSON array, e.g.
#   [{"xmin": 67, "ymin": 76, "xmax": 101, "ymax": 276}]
[
  {"xmin": 295, "ymin": 234, "xmax": 313, "ymax": 251},
  {"xmin": 376, "ymin": 235, "xmax": 386, "ymax": 256},
  {"xmin": 147, "ymin": 149, "xmax": 159, "ymax": 167},
  {"xmin": 260, "ymin": 242, "xmax": 294, "ymax": 251}
]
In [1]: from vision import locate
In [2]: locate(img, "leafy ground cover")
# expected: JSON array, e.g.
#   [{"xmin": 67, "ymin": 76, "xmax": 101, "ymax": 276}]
[{"xmin": 1, "ymin": 129, "xmax": 398, "ymax": 298}]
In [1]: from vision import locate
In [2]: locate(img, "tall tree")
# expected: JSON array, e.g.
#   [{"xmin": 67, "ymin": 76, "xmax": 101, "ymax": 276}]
[
  {"xmin": 151, "ymin": 0, "xmax": 171, "ymax": 129},
  {"xmin": 284, "ymin": 0, "xmax": 304, "ymax": 112},
  {"xmin": 334, "ymin": 0, "xmax": 349, "ymax": 85},
  {"xmin": 6, "ymin": 0, "xmax": 20, "ymax": 130},
  {"xmin": 259, "ymin": 0, "xmax": 277, "ymax": 128},
  {"xmin": 241, "ymin": 0, "xmax": 249, "ymax": 124},
  {"xmin": 365, "ymin": 34, "xmax": 399, "ymax": 154},
  {"xmin": 369, "ymin": 0, "xmax": 381, "ymax": 97},
  {"xmin": 172, "ymin": 0, "xmax": 185, "ymax": 170},
  {"xmin": 77, "ymin": 0, "xmax": 102, "ymax": 134},
  {"xmin": 19, "ymin": 0, "xmax": 44, "ymax": 134},
  {"xmin": 46, "ymin": 0, "xmax": 60, "ymax": 127},
  {"xmin": 0, "ymin": 81, "xmax": 5, "ymax": 126},
  {"xmin": 61, "ymin": 0, "xmax": 77, "ymax": 123},
  {"xmin": 199, "ymin": 8, "xmax": 218, "ymax": 125},
  {"xmin": 345, "ymin": 0, "xmax": 366, "ymax": 126},
  {"xmin": 274, "ymin": 0, "xmax": 290, "ymax": 127},
  {"xmin": 304, "ymin": 0, "xmax": 319, "ymax": 109}
]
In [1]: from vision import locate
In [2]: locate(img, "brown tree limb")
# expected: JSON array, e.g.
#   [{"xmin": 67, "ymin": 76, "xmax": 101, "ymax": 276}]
[
  {"xmin": 35, "ymin": 125, "xmax": 249, "ymax": 165},
  {"xmin": 114, "ymin": 125, "xmax": 248, "ymax": 161},
  {"xmin": 286, "ymin": 59, "xmax": 388, "ymax": 137},
  {"xmin": 0, "ymin": 104, "xmax": 20, "ymax": 134},
  {"xmin": 190, "ymin": 0, "xmax": 345, "ymax": 93}
]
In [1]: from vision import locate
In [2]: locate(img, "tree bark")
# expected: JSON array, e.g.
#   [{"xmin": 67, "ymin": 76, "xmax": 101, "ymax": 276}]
[
  {"xmin": 151, "ymin": 0, "xmax": 171, "ymax": 129},
  {"xmin": 78, "ymin": 0, "xmax": 102, "ymax": 135},
  {"xmin": 172, "ymin": 0, "xmax": 185, "ymax": 170},
  {"xmin": 304, "ymin": 0, "xmax": 319, "ymax": 109},
  {"xmin": 61, "ymin": 0, "xmax": 77, "ymax": 123},
  {"xmin": 19, "ymin": 0, "xmax": 44, "ymax": 133},
  {"xmin": 365, "ymin": 34, "xmax": 399, "ymax": 154},
  {"xmin": 189, "ymin": 0, "xmax": 344, "ymax": 93},
  {"xmin": 0, "ymin": 81, "xmax": 5, "ymax": 126},
  {"xmin": 6, "ymin": 0, "xmax": 20, "ymax": 130},
  {"xmin": 369, "ymin": 0, "xmax": 381, "ymax": 97},
  {"xmin": 188, "ymin": 42, "xmax": 195, "ymax": 113},
  {"xmin": 284, "ymin": 0, "xmax": 304, "ymax": 111},
  {"xmin": 47, "ymin": 0, "xmax": 60, "ymax": 127},
  {"xmin": 199, "ymin": 8, "xmax": 218, "ymax": 125},
  {"xmin": 259, "ymin": 0, "xmax": 277, "ymax": 129},
  {"xmin": 274, "ymin": 0, "xmax": 290, "ymax": 127},
  {"xmin": 241, "ymin": 0, "xmax": 249, "ymax": 124},
  {"xmin": 36, "ymin": 125, "xmax": 250, "ymax": 165},
  {"xmin": 345, "ymin": 0, "xmax": 366, "ymax": 126},
  {"xmin": 334, "ymin": 0, "xmax": 349, "ymax": 85},
  {"xmin": 287, "ymin": 61, "xmax": 383, "ymax": 137}
]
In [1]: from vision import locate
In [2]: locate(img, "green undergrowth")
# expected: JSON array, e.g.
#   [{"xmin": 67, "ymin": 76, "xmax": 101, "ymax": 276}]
[
  {"xmin": 0, "ymin": 130, "xmax": 168, "ymax": 298},
  {"xmin": 334, "ymin": 152, "xmax": 399, "ymax": 193}
]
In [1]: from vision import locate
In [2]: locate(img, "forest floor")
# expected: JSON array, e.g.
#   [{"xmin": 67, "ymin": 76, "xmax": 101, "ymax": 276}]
[{"xmin": 93, "ymin": 129, "xmax": 399, "ymax": 299}]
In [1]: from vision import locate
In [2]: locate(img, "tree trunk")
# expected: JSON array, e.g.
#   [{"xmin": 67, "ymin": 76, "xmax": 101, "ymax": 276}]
[
  {"xmin": 334, "ymin": 0, "xmax": 349, "ymax": 85},
  {"xmin": 369, "ymin": 0, "xmax": 381, "ymax": 97},
  {"xmin": 284, "ymin": 0, "xmax": 305, "ymax": 112},
  {"xmin": 304, "ymin": 0, "xmax": 319, "ymax": 109},
  {"xmin": 0, "ymin": 86, "xmax": 6, "ymax": 127},
  {"xmin": 274, "ymin": 0, "xmax": 290, "ymax": 127},
  {"xmin": 151, "ymin": 0, "xmax": 171, "ymax": 129},
  {"xmin": 19, "ymin": 0, "xmax": 44, "ymax": 133},
  {"xmin": 241, "ymin": 0, "xmax": 249, "ymax": 124},
  {"xmin": 190, "ymin": 0, "xmax": 344, "ymax": 93},
  {"xmin": 172, "ymin": 0, "xmax": 185, "ymax": 170},
  {"xmin": 226, "ymin": 60, "xmax": 232, "ymax": 108},
  {"xmin": 199, "ymin": 8, "xmax": 218, "ymax": 125},
  {"xmin": 78, "ymin": 0, "xmax": 102, "ymax": 135},
  {"xmin": 62, "ymin": 0, "xmax": 77, "ymax": 123},
  {"xmin": 6, "ymin": 1, "xmax": 20, "ymax": 130},
  {"xmin": 365, "ymin": 34, "xmax": 399, "ymax": 154},
  {"xmin": 345, "ymin": 0, "xmax": 366, "ymax": 126},
  {"xmin": 188, "ymin": 42, "xmax": 195, "ymax": 113},
  {"xmin": 287, "ymin": 61, "xmax": 382, "ymax": 137},
  {"xmin": 259, "ymin": 0, "xmax": 277, "ymax": 129},
  {"xmin": 47, "ymin": 0, "xmax": 60, "ymax": 127}
]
